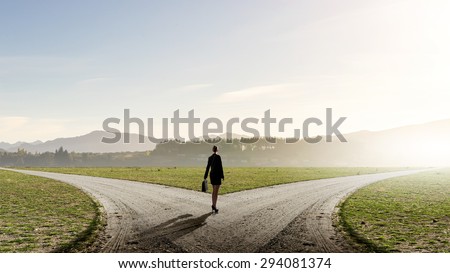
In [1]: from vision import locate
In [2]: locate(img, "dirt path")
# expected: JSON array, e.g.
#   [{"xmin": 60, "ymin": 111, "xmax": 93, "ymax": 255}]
[{"xmin": 6, "ymin": 168, "xmax": 424, "ymax": 252}]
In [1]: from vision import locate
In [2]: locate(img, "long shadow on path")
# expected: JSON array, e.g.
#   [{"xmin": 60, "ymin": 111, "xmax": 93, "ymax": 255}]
[{"xmin": 129, "ymin": 213, "xmax": 212, "ymax": 252}]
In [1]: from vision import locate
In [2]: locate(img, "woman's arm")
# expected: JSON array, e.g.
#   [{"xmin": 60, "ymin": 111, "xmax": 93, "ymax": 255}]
[
  {"xmin": 204, "ymin": 157, "xmax": 211, "ymax": 179},
  {"xmin": 218, "ymin": 156, "xmax": 224, "ymax": 179}
]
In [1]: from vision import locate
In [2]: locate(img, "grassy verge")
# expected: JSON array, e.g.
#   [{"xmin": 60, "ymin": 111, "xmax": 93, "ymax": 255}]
[
  {"xmin": 25, "ymin": 167, "xmax": 409, "ymax": 194},
  {"xmin": 0, "ymin": 169, "xmax": 100, "ymax": 252},
  {"xmin": 339, "ymin": 169, "xmax": 450, "ymax": 252}
]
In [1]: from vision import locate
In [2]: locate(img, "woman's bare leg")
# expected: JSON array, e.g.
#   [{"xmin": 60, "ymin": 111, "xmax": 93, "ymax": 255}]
[{"xmin": 212, "ymin": 185, "xmax": 220, "ymax": 208}]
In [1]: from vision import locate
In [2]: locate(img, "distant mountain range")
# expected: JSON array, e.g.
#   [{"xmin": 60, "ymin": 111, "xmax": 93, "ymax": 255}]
[
  {"xmin": 148, "ymin": 119, "xmax": 450, "ymax": 167},
  {"xmin": 1, "ymin": 119, "xmax": 450, "ymax": 166},
  {"xmin": 339, "ymin": 119, "xmax": 450, "ymax": 166},
  {"xmin": 0, "ymin": 131, "xmax": 156, "ymax": 153},
  {"xmin": 0, "ymin": 132, "xmax": 248, "ymax": 154},
  {"xmin": 0, "ymin": 140, "xmax": 43, "ymax": 151}
]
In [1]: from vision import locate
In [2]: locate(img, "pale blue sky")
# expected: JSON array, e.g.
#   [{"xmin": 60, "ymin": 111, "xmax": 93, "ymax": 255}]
[{"xmin": 1, "ymin": 0, "xmax": 450, "ymax": 142}]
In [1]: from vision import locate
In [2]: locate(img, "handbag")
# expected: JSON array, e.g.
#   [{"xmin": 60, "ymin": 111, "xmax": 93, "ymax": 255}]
[{"xmin": 202, "ymin": 179, "xmax": 208, "ymax": 192}]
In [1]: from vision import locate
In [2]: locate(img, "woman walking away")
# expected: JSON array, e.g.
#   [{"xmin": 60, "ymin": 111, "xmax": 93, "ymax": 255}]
[{"xmin": 204, "ymin": 145, "xmax": 224, "ymax": 213}]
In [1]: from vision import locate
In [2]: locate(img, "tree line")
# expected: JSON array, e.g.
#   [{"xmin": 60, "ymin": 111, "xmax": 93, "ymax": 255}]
[{"xmin": 0, "ymin": 137, "xmax": 347, "ymax": 167}]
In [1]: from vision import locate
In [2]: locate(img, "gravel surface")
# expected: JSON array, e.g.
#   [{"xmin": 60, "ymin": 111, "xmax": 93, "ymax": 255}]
[{"xmin": 6, "ymin": 168, "xmax": 424, "ymax": 253}]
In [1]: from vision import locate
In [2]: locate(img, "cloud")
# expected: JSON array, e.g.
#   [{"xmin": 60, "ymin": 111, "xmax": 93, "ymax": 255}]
[
  {"xmin": 0, "ymin": 116, "xmax": 29, "ymax": 130},
  {"xmin": 177, "ymin": 83, "xmax": 213, "ymax": 92},
  {"xmin": 0, "ymin": 116, "xmax": 83, "ymax": 142},
  {"xmin": 217, "ymin": 83, "xmax": 302, "ymax": 103}
]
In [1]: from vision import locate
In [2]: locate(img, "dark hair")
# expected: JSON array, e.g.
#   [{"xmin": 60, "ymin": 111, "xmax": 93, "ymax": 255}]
[{"xmin": 212, "ymin": 146, "xmax": 218, "ymax": 152}]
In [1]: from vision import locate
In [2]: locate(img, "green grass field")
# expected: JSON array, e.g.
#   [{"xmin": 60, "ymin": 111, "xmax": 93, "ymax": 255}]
[
  {"xmin": 26, "ymin": 167, "xmax": 409, "ymax": 194},
  {"xmin": 0, "ymin": 169, "xmax": 100, "ymax": 252},
  {"xmin": 340, "ymin": 169, "xmax": 450, "ymax": 252}
]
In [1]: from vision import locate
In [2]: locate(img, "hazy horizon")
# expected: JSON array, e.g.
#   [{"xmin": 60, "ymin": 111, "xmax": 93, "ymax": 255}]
[{"xmin": 0, "ymin": 117, "xmax": 449, "ymax": 144}]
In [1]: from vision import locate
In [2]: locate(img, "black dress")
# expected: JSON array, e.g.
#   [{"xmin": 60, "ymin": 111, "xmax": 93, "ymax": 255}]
[{"xmin": 204, "ymin": 153, "xmax": 224, "ymax": 185}]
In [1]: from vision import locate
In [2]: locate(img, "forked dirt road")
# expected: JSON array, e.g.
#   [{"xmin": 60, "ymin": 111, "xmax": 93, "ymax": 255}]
[{"xmin": 7, "ymin": 168, "xmax": 424, "ymax": 253}]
